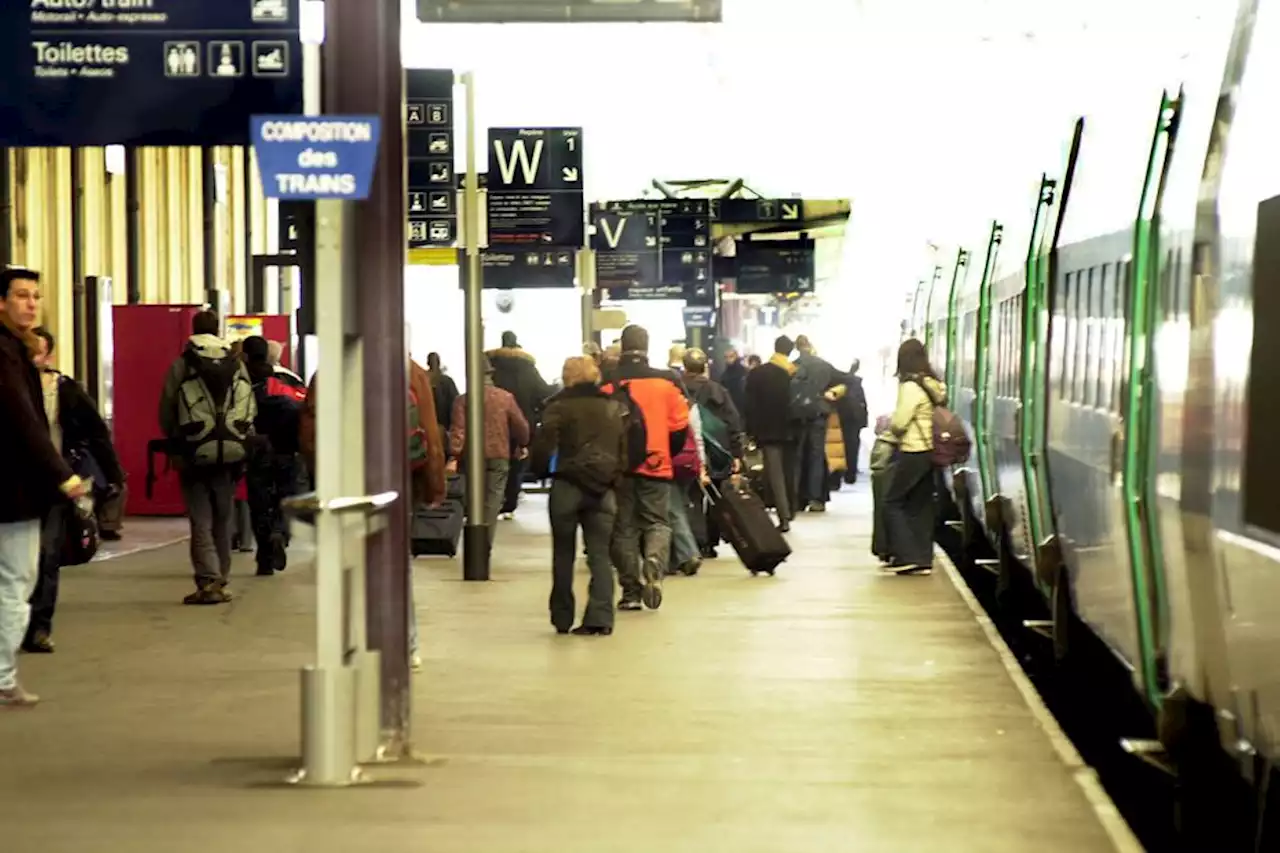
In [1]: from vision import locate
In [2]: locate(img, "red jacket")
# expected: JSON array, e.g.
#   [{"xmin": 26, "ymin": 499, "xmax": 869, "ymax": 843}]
[{"xmin": 602, "ymin": 354, "xmax": 690, "ymax": 480}]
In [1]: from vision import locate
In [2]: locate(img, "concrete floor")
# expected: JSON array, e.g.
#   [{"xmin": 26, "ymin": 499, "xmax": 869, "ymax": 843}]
[{"xmin": 0, "ymin": 484, "xmax": 1119, "ymax": 853}]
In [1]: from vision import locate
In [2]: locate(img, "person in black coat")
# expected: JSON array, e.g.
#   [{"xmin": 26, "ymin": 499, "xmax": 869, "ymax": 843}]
[
  {"xmin": 486, "ymin": 331, "xmax": 554, "ymax": 517},
  {"xmin": 683, "ymin": 348, "xmax": 745, "ymax": 557},
  {"xmin": 0, "ymin": 269, "xmax": 86, "ymax": 706},
  {"xmin": 717, "ymin": 346, "xmax": 748, "ymax": 419},
  {"xmin": 837, "ymin": 359, "xmax": 869, "ymax": 483},
  {"xmin": 743, "ymin": 335, "xmax": 798, "ymax": 532},
  {"xmin": 22, "ymin": 328, "xmax": 125, "ymax": 653},
  {"xmin": 426, "ymin": 351, "xmax": 459, "ymax": 436}
]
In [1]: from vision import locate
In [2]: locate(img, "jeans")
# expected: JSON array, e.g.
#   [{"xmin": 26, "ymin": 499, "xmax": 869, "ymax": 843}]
[
  {"xmin": 760, "ymin": 443, "xmax": 795, "ymax": 523},
  {"xmin": 500, "ymin": 455, "xmax": 526, "ymax": 515},
  {"xmin": 883, "ymin": 450, "xmax": 937, "ymax": 567},
  {"xmin": 548, "ymin": 480, "xmax": 616, "ymax": 631},
  {"xmin": 610, "ymin": 476, "xmax": 671, "ymax": 603},
  {"xmin": 180, "ymin": 468, "xmax": 237, "ymax": 589},
  {"xmin": 246, "ymin": 453, "xmax": 297, "ymax": 571},
  {"xmin": 0, "ymin": 519, "xmax": 41, "ymax": 690},
  {"xmin": 26, "ymin": 507, "xmax": 65, "ymax": 641},
  {"xmin": 668, "ymin": 479, "xmax": 699, "ymax": 569},
  {"xmin": 795, "ymin": 420, "xmax": 828, "ymax": 506}
]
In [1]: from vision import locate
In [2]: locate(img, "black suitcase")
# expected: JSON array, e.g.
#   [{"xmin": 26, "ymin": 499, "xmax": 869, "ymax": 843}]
[
  {"xmin": 708, "ymin": 481, "xmax": 791, "ymax": 575},
  {"xmin": 411, "ymin": 501, "xmax": 464, "ymax": 557}
]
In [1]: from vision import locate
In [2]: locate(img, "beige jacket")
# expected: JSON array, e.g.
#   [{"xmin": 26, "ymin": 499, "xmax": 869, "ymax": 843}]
[{"xmin": 889, "ymin": 375, "xmax": 947, "ymax": 453}]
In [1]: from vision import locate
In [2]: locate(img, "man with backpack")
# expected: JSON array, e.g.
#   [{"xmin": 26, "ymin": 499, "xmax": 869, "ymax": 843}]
[
  {"xmin": 599, "ymin": 324, "xmax": 689, "ymax": 611},
  {"xmin": 158, "ymin": 311, "xmax": 257, "ymax": 605},
  {"xmin": 681, "ymin": 347, "xmax": 745, "ymax": 560}
]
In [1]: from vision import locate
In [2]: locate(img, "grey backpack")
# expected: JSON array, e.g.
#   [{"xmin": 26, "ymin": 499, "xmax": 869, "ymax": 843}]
[{"xmin": 175, "ymin": 351, "xmax": 255, "ymax": 466}]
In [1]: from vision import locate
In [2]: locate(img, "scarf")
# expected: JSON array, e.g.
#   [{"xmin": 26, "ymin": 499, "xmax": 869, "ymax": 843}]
[{"xmin": 769, "ymin": 352, "xmax": 797, "ymax": 375}]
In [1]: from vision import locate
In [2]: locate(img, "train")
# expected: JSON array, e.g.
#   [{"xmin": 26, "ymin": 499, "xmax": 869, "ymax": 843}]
[{"xmin": 907, "ymin": 0, "xmax": 1276, "ymax": 843}]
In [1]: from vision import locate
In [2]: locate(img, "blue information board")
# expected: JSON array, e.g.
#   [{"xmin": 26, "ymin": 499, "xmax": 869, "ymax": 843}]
[
  {"xmin": 251, "ymin": 115, "xmax": 381, "ymax": 201},
  {"xmin": 0, "ymin": 0, "xmax": 303, "ymax": 147}
]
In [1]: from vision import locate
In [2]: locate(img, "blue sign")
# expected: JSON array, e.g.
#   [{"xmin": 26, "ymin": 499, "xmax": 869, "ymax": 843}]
[
  {"xmin": 251, "ymin": 116, "xmax": 382, "ymax": 201},
  {"xmin": 0, "ymin": 0, "xmax": 303, "ymax": 147}
]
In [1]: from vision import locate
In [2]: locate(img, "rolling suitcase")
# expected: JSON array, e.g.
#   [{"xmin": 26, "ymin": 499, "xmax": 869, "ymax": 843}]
[
  {"xmin": 708, "ymin": 481, "xmax": 791, "ymax": 575},
  {"xmin": 869, "ymin": 434, "xmax": 896, "ymax": 562},
  {"xmin": 411, "ymin": 475, "xmax": 465, "ymax": 557}
]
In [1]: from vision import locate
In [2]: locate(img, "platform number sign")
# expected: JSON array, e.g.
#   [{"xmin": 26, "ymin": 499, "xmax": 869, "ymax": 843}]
[
  {"xmin": 485, "ymin": 127, "xmax": 584, "ymax": 252},
  {"xmin": 406, "ymin": 69, "xmax": 456, "ymax": 248}
]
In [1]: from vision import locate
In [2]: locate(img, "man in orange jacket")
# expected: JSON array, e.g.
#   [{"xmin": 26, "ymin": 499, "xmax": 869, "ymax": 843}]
[{"xmin": 600, "ymin": 324, "xmax": 689, "ymax": 612}]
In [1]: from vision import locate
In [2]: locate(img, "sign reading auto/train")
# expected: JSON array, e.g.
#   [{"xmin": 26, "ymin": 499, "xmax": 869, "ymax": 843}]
[
  {"xmin": 406, "ymin": 68, "xmax": 456, "ymax": 249},
  {"xmin": 0, "ymin": 0, "xmax": 303, "ymax": 147},
  {"xmin": 251, "ymin": 116, "xmax": 382, "ymax": 201},
  {"xmin": 486, "ymin": 127, "xmax": 584, "ymax": 248}
]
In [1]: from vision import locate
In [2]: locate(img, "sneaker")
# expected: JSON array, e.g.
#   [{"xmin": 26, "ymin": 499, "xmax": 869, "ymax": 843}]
[
  {"xmin": 617, "ymin": 598, "xmax": 643, "ymax": 612},
  {"xmin": 270, "ymin": 532, "xmax": 288, "ymax": 572},
  {"xmin": 21, "ymin": 632, "xmax": 54, "ymax": 654},
  {"xmin": 677, "ymin": 558, "xmax": 702, "ymax": 577},
  {"xmin": 699, "ymin": 547, "xmax": 719, "ymax": 560},
  {"xmin": 570, "ymin": 625, "xmax": 613, "ymax": 636},
  {"xmin": 0, "ymin": 685, "xmax": 40, "ymax": 708},
  {"xmin": 500, "ymin": 513, "xmax": 515, "ymax": 522},
  {"xmin": 806, "ymin": 501, "xmax": 826, "ymax": 513},
  {"xmin": 640, "ymin": 556, "xmax": 664, "ymax": 610},
  {"xmin": 183, "ymin": 584, "xmax": 231, "ymax": 605}
]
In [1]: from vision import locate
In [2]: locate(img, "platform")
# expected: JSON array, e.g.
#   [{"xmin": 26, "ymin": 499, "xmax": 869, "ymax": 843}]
[{"xmin": 0, "ymin": 484, "xmax": 1128, "ymax": 853}]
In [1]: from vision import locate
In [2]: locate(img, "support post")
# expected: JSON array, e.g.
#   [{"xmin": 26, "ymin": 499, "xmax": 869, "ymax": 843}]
[
  {"xmin": 0, "ymin": 148, "xmax": 11, "ymax": 268},
  {"xmin": 578, "ymin": 247, "xmax": 595, "ymax": 345},
  {"xmin": 201, "ymin": 148, "xmax": 219, "ymax": 309},
  {"xmin": 326, "ymin": 0, "xmax": 413, "ymax": 754},
  {"xmin": 125, "ymin": 147, "xmax": 142, "ymax": 304},
  {"xmin": 460, "ymin": 71, "xmax": 489, "ymax": 582}
]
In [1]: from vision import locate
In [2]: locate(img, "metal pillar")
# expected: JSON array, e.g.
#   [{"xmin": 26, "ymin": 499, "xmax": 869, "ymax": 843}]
[
  {"xmin": 578, "ymin": 247, "xmax": 595, "ymax": 345},
  {"xmin": 0, "ymin": 149, "xmax": 11, "ymax": 268},
  {"xmin": 125, "ymin": 147, "xmax": 142, "ymax": 304},
  {"xmin": 201, "ymin": 148, "xmax": 219, "ymax": 308},
  {"xmin": 70, "ymin": 149, "xmax": 88, "ymax": 382},
  {"xmin": 460, "ymin": 72, "xmax": 489, "ymax": 582},
  {"xmin": 326, "ymin": 0, "xmax": 413, "ymax": 753}
]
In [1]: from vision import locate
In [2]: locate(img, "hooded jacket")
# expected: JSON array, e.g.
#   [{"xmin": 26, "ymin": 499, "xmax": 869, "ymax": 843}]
[
  {"xmin": 601, "ymin": 353, "xmax": 690, "ymax": 481},
  {"xmin": 683, "ymin": 372, "xmax": 746, "ymax": 459},
  {"xmin": 0, "ymin": 321, "xmax": 77, "ymax": 522},
  {"xmin": 890, "ymin": 374, "xmax": 948, "ymax": 453},
  {"xmin": 158, "ymin": 333, "xmax": 255, "ymax": 465},
  {"xmin": 485, "ymin": 346, "xmax": 553, "ymax": 424},
  {"xmin": 528, "ymin": 382, "xmax": 630, "ymax": 494}
]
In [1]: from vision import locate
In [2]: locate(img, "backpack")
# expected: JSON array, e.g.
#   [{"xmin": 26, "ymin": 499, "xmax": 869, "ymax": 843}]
[
  {"xmin": 697, "ymin": 402, "xmax": 735, "ymax": 480},
  {"xmin": 671, "ymin": 425, "xmax": 701, "ymax": 479},
  {"xmin": 610, "ymin": 382, "xmax": 650, "ymax": 471},
  {"xmin": 408, "ymin": 386, "xmax": 429, "ymax": 471},
  {"xmin": 252, "ymin": 379, "xmax": 302, "ymax": 456},
  {"xmin": 557, "ymin": 439, "xmax": 621, "ymax": 497},
  {"xmin": 175, "ymin": 351, "xmax": 254, "ymax": 467},
  {"xmin": 915, "ymin": 380, "xmax": 971, "ymax": 467},
  {"xmin": 788, "ymin": 367, "xmax": 825, "ymax": 423}
]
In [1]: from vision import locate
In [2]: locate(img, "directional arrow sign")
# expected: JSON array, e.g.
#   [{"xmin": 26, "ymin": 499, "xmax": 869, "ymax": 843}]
[
  {"xmin": 487, "ymin": 127, "xmax": 584, "ymax": 247},
  {"xmin": 562, "ymin": 166, "xmax": 580, "ymax": 182},
  {"xmin": 781, "ymin": 202, "xmax": 801, "ymax": 221}
]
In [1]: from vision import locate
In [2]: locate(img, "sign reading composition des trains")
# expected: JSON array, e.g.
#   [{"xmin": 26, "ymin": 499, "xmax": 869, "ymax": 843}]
[
  {"xmin": 0, "ymin": 0, "xmax": 304, "ymax": 147},
  {"xmin": 251, "ymin": 116, "xmax": 381, "ymax": 201}
]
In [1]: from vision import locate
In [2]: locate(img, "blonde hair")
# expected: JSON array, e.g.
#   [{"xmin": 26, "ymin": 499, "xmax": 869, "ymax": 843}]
[{"xmin": 562, "ymin": 355, "xmax": 600, "ymax": 387}]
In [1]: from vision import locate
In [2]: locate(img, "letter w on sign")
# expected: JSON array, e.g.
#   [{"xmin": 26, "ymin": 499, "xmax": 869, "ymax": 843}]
[{"xmin": 492, "ymin": 138, "xmax": 543, "ymax": 185}]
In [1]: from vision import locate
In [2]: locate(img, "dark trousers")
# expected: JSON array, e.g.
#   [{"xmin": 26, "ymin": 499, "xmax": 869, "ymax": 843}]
[
  {"xmin": 610, "ymin": 476, "xmax": 671, "ymax": 603},
  {"xmin": 795, "ymin": 420, "xmax": 828, "ymax": 506},
  {"xmin": 760, "ymin": 442, "xmax": 795, "ymax": 523},
  {"xmin": 246, "ymin": 453, "xmax": 297, "ymax": 572},
  {"xmin": 500, "ymin": 455, "xmax": 526, "ymax": 514},
  {"xmin": 883, "ymin": 450, "xmax": 936, "ymax": 567},
  {"xmin": 25, "ymin": 507, "xmax": 65, "ymax": 641},
  {"xmin": 548, "ymin": 480, "xmax": 617, "ymax": 631},
  {"xmin": 839, "ymin": 415, "xmax": 864, "ymax": 483}
]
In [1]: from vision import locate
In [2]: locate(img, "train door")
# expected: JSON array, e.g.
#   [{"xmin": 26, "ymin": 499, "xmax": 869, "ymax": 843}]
[
  {"xmin": 1022, "ymin": 122, "xmax": 1083, "ymax": 590},
  {"xmin": 943, "ymin": 249, "xmax": 969, "ymax": 392},
  {"xmin": 1123, "ymin": 92, "xmax": 1181, "ymax": 706},
  {"xmin": 972, "ymin": 223, "xmax": 1003, "ymax": 527}
]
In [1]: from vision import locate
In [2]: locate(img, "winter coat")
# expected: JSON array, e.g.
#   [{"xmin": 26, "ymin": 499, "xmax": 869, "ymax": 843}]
[
  {"xmin": 529, "ymin": 382, "xmax": 630, "ymax": 495},
  {"xmin": 683, "ymin": 372, "xmax": 746, "ymax": 458},
  {"xmin": 485, "ymin": 346, "xmax": 553, "ymax": 424},
  {"xmin": 429, "ymin": 370, "xmax": 459, "ymax": 431},
  {"xmin": 837, "ymin": 374, "xmax": 868, "ymax": 430},
  {"xmin": 743, "ymin": 354, "xmax": 795, "ymax": 445},
  {"xmin": 891, "ymin": 374, "xmax": 948, "ymax": 453},
  {"xmin": 0, "ymin": 322, "xmax": 76, "ymax": 522},
  {"xmin": 825, "ymin": 412, "xmax": 847, "ymax": 475},
  {"xmin": 448, "ymin": 381, "xmax": 531, "ymax": 461},
  {"xmin": 49, "ymin": 370, "xmax": 125, "ymax": 486},
  {"xmin": 600, "ymin": 353, "xmax": 690, "ymax": 481},
  {"xmin": 719, "ymin": 360, "xmax": 748, "ymax": 416}
]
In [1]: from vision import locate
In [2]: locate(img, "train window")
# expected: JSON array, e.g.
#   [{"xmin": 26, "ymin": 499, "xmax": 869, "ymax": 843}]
[
  {"xmin": 998, "ymin": 300, "xmax": 1008, "ymax": 397},
  {"xmin": 1243, "ymin": 196, "xmax": 1280, "ymax": 536},
  {"xmin": 1088, "ymin": 266, "xmax": 1103, "ymax": 408},
  {"xmin": 1062, "ymin": 273, "xmax": 1076, "ymax": 401},
  {"xmin": 1054, "ymin": 272, "xmax": 1069, "ymax": 400},
  {"xmin": 1115, "ymin": 260, "xmax": 1132, "ymax": 414},
  {"xmin": 1099, "ymin": 264, "xmax": 1115, "ymax": 411}
]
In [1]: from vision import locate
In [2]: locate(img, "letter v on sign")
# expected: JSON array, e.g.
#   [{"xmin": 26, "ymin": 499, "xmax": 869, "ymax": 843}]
[
  {"xmin": 598, "ymin": 214, "xmax": 627, "ymax": 250},
  {"xmin": 492, "ymin": 138, "xmax": 544, "ymax": 186}
]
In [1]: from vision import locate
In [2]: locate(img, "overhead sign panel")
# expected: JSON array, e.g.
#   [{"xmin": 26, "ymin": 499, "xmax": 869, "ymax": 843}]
[
  {"xmin": 591, "ymin": 199, "xmax": 710, "ymax": 300},
  {"xmin": 417, "ymin": 0, "xmax": 722, "ymax": 23},
  {"xmin": 251, "ymin": 116, "xmax": 382, "ymax": 201},
  {"xmin": 486, "ymin": 127, "xmax": 584, "ymax": 248},
  {"xmin": 459, "ymin": 248, "xmax": 577, "ymax": 289},
  {"xmin": 0, "ymin": 0, "xmax": 303, "ymax": 147},
  {"xmin": 735, "ymin": 238, "xmax": 816, "ymax": 295},
  {"xmin": 714, "ymin": 198, "xmax": 805, "ymax": 225},
  {"xmin": 406, "ymin": 69, "xmax": 456, "ymax": 249}
]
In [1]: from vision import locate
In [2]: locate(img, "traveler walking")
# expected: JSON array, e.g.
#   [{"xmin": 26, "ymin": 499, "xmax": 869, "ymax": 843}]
[
  {"xmin": 882, "ymin": 339, "xmax": 946, "ymax": 575},
  {"xmin": 447, "ymin": 355, "xmax": 531, "ymax": 557},
  {"xmin": 158, "ymin": 311, "xmax": 256, "ymax": 605},
  {"xmin": 601, "ymin": 324, "xmax": 690, "ymax": 611},
  {"xmin": 487, "ymin": 332, "xmax": 553, "ymax": 519},
  {"xmin": 241, "ymin": 336, "xmax": 303, "ymax": 576},
  {"xmin": 791, "ymin": 334, "xmax": 845, "ymax": 512},
  {"xmin": 744, "ymin": 336, "xmax": 798, "ymax": 532},
  {"xmin": 529, "ymin": 356, "xmax": 629, "ymax": 636},
  {"xmin": 24, "ymin": 327, "xmax": 124, "ymax": 652},
  {"xmin": 426, "ymin": 352, "xmax": 460, "ymax": 435},
  {"xmin": 682, "ymin": 347, "xmax": 745, "ymax": 558},
  {"xmin": 718, "ymin": 346, "xmax": 748, "ymax": 417},
  {"xmin": 0, "ymin": 268, "xmax": 87, "ymax": 706},
  {"xmin": 836, "ymin": 359, "xmax": 869, "ymax": 483}
]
